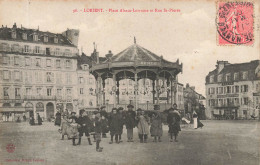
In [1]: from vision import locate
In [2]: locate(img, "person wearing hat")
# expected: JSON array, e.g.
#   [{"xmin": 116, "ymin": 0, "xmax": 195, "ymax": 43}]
[
  {"xmin": 37, "ymin": 113, "xmax": 42, "ymax": 125},
  {"xmin": 167, "ymin": 105, "xmax": 181, "ymax": 142},
  {"xmin": 100, "ymin": 106, "xmax": 109, "ymax": 138},
  {"xmin": 117, "ymin": 107, "xmax": 125, "ymax": 142},
  {"xmin": 150, "ymin": 105, "xmax": 163, "ymax": 142},
  {"xmin": 136, "ymin": 108, "xmax": 150, "ymax": 143},
  {"xmin": 93, "ymin": 111, "xmax": 103, "ymax": 152},
  {"xmin": 68, "ymin": 112, "xmax": 79, "ymax": 146},
  {"xmin": 55, "ymin": 109, "xmax": 62, "ymax": 126},
  {"xmin": 108, "ymin": 108, "xmax": 121, "ymax": 144},
  {"xmin": 76, "ymin": 110, "xmax": 93, "ymax": 146},
  {"xmin": 125, "ymin": 104, "xmax": 136, "ymax": 142}
]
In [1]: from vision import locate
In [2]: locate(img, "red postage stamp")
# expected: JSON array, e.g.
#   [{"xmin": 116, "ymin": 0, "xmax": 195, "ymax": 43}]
[{"xmin": 217, "ymin": 2, "xmax": 254, "ymax": 45}]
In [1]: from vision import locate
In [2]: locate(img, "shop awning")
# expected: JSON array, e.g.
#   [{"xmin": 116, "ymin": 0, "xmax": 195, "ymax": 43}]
[{"xmin": 0, "ymin": 107, "xmax": 25, "ymax": 112}]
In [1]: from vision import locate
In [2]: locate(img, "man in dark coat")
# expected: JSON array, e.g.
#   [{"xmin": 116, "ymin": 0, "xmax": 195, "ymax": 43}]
[
  {"xmin": 94, "ymin": 111, "xmax": 103, "ymax": 152},
  {"xmin": 125, "ymin": 104, "xmax": 136, "ymax": 142},
  {"xmin": 117, "ymin": 107, "xmax": 125, "ymax": 142},
  {"xmin": 108, "ymin": 108, "xmax": 121, "ymax": 144},
  {"xmin": 100, "ymin": 106, "xmax": 109, "ymax": 138},
  {"xmin": 55, "ymin": 110, "xmax": 62, "ymax": 126},
  {"xmin": 37, "ymin": 113, "xmax": 42, "ymax": 125},
  {"xmin": 167, "ymin": 104, "xmax": 181, "ymax": 142},
  {"xmin": 76, "ymin": 110, "xmax": 93, "ymax": 145}
]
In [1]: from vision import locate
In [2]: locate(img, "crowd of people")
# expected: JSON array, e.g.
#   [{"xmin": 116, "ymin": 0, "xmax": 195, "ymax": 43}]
[{"xmin": 54, "ymin": 103, "xmax": 203, "ymax": 152}]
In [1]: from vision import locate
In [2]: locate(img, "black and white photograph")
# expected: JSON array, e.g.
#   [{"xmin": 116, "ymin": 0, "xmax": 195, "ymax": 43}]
[{"xmin": 0, "ymin": 0, "xmax": 259, "ymax": 164}]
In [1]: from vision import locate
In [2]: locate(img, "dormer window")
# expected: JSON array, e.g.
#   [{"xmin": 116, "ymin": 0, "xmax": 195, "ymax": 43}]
[
  {"xmin": 225, "ymin": 73, "xmax": 231, "ymax": 82},
  {"xmin": 209, "ymin": 75, "xmax": 214, "ymax": 83},
  {"xmin": 242, "ymin": 71, "xmax": 248, "ymax": 80},
  {"xmin": 82, "ymin": 64, "xmax": 89, "ymax": 71},
  {"xmin": 22, "ymin": 33, "xmax": 27, "ymax": 40},
  {"xmin": 44, "ymin": 35, "xmax": 48, "ymax": 42},
  {"xmin": 11, "ymin": 31, "xmax": 16, "ymax": 39},
  {"xmin": 33, "ymin": 34, "xmax": 38, "ymax": 41},
  {"xmin": 54, "ymin": 36, "xmax": 58, "ymax": 44},
  {"xmin": 218, "ymin": 74, "xmax": 223, "ymax": 82}
]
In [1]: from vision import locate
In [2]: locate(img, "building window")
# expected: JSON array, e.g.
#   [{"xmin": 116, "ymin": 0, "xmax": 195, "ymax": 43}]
[
  {"xmin": 57, "ymin": 89, "xmax": 62, "ymax": 96},
  {"xmin": 209, "ymin": 87, "xmax": 215, "ymax": 94},
  {"xmin": 47, "ymin": 88, "xmax": 52, "ymax": 96},
  {"xmin": 25, "ymin": 57, "xmax": 31, "ymax": 66},
  {"xmin": 66, "ymin": 73, "xmax": 71, "ymax": 84},
  {"xmin": 33, "ymin": 34, "xmax": 38, "ymax": 41},
  {"xmin": 3, "ymin": 56, "xmax": 10, "ymax": 64},
  {"xmin": 64, "ymin": 49, "xmax": 71, "ymax": 56},
  {"xmin": 89, "ymin": 78, "xmax": 93, "ymax": 85},
  {"xmin": 26, "ymin": 88, "xmax": 31, "ymax": 95},
  {"xmin": 226, "ymin": 86, "xmax": 231, "ymax": 94},
  {"xmin": 36, "ymin": 58, "xmax": 41, "ymax": 67},
  {"xmin": 82, "ymin": 65, "xmax": 88, "ymax": 71},
  {"xmin": 14, "ymin": 71, "xmax": 20, "ymax": 80},
  {"xmin": 80, "ymin": 88, "xmax": 84, "ymax": 94},
  {"xmin": 22, "ymin": 33, "xmax": 27, "ymax": 40},
  {"xmin": 66, "ymin": 89, "xmax": 72, "ymax": 95},
  {"xmin": 46, "ymin": 72, "xmax": 53, "ymax": 82},
  {"xmin": 35, "ymin": 46, "xmax": 40, "ymax": 54},
  {"xmin": 56, "ymin": 60, "xmax": 61, "ymax": 68},
  {"xmin": 3, "ymin": 87, "xmax": 9, "ymax": 96},
  {"xmin": 243, "ymin": 97, "xmax": 249, "ymax": 105},
  {"xmin": 218, "ymin": 87, "xmax": 223, "ymax": 94},
  {"xmin": 36, "ymin": 88, "xmax": 42, "ymax": 95},
  {"xmin": 14, "ymin": 56, "xmax": 19, "ymax": 65},
  {"xmin": 217, "ymin": 74, "xmax": 223, "ymax": 82},
  {"xmin": 234, "ymin": 72, "xmax": 239, "ymax": 81},
  {"xmin": 242, "ymin": 71, "xmax": 248, "ymax": 80},
  {"xmin": 225, "ymin": 74, "xmax": 231, "ymax": 82},
  {"xmin": 79, "ymin": 77, "xmax": 84, "ymax": 84},
  {"xmin": 24, "ymin": 45, "xmax": 29, "ymax": 53},
  {"xmin": 3, "ymin": 70, "xmax": 9, "ymax": 80},
  {"xmin": 54, "ymin": 48, "xmax": 60, "ymax": 55},
  {"xmin": 54, "ymin": 37, "xmax": 58, "ymax": 43},
  {"xmin": 209, "ymin": 75, "xmax": 214, "ymax": 83},
  {"xmin": 1, "ymin": 43, "xmax": 9, "ymax": 51},
  {"xmin": 46, "ymin": 59, "xmax": 51, "ymax": 67},
  {"xmin": 12, "ymin": 44, "xmax": 19, "ymax": 52},
  {"xmin": 65, "ymin": 60, "xmax": 71, "ymax": 68},
  {"xmin": 241, "ymin": 85, "xmax": 248, "ymax": 92},
  {"xmin": 11, "ymin": 31, "xmax": 16, "ymax": 39},
  {"xmin": 44, "ymin": 36, "xmax": 48, "ymax": 42},
  {"xmin": 15, "ymin": 88, "xmax": 20, "ymax": 96}
]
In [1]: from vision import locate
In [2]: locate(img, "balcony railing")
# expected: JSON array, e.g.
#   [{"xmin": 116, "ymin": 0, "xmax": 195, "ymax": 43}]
[
  {"xmin": 23, "ymin": 95, "xmax": 56, "ymax": 100},
  {"xmin": 0, "ymin": 47, "xmax": 78, "ymax": 57}
]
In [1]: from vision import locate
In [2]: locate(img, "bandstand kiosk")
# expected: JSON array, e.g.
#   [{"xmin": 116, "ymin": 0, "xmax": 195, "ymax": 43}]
[{"xmin": 90, "ymin": 39, "xmax": 182, "ymax": 111}]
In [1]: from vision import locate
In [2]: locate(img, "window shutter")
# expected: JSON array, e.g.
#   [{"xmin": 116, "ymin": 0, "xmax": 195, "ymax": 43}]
[
  {"xmin": 51, "ymin": 73, "xmax": 54, "ymax": 82},
  {"xmin": 0, "ymin": 70, "xmax": 2, "ymax": 80},
  {"xmin": 9, "ymin": 70, "xmax": 11, "ymax": 80},
  {"xmin": 20, "ymin": 71, "xmax": 23, "ymax": 82}
]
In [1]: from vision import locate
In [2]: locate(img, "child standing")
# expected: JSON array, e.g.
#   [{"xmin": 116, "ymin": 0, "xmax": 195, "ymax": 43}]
[{"xmin": 94, "ymin": 111, "xmax": 103, "ymax": 152}]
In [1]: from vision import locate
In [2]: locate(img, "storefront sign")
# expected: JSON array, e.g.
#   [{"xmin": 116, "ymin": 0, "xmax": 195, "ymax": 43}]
[
  {"xmin": 217, "ymin": 94, "xmax": 239, "ymax": 98},
  {"xmin": 221, "ymin": 82, "xmax": 234, "ymax": 86},
  {"xmin": 0, "ymin": 99, "xmax": 24, "ymax": 103},
  {"xmin": 253, "ymin": 93, "xmax": 260, "ymax": 96}
]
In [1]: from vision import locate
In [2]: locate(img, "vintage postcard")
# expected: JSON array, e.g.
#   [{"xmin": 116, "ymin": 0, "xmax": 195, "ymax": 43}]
[{"xmin": 0, "ymin": 0, "xmax": 259, "ymax": 165}]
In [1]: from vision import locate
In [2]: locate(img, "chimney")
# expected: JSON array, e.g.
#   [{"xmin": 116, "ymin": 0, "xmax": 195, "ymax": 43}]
[
  {"xmin": 13, "ymin": 23, "xmax": 17, "ymax": 29},
  {"xmin": 216, "ymin": 61, "xmax": 229, "ymax": 73},
  {"xmin": 91, "ymin": 43, "xmax": 99, "ymax": 64}
]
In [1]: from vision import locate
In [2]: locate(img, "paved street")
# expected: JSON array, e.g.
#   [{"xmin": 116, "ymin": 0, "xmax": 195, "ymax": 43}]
[{"xmin": 0, "ymin": 120, "xmax": 259, "ymax": 165}]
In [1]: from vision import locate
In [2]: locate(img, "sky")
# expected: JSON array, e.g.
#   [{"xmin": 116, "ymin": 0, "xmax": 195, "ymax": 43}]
[{"xmin": 0, "ymin": 0, "xmax": 259, "ymax": 96}]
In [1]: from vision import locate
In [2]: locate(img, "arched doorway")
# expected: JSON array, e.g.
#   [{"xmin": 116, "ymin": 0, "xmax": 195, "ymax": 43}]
[
  {"xmin": 66, "ymin": 103, "xmax": 73, "ymax": 112},
  {"xmin": 25, "ymin": 102, "xmax": 34, "ymax": 119},
  {"xmin": 36, "ymin": 102, "xmax": 44, "ymax": 120},
  {"xmin": 46, "ymin": 102, "xmax": 54, "ymax": 121}
]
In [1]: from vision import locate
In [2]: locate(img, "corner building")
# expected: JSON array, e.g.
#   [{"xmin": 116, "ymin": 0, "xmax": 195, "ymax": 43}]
[
  {"xmin": 0, "ymin": 23, "xmax": 79, "ymax": 121},
  {"xmin": 205, "ymin": 60, "xmax": 260, "ymax": 120}
]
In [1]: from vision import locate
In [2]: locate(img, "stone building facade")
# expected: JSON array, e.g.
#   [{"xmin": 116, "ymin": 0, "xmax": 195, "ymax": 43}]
[{"xmin": 205, "ymin": 60, "xmax": 260, "ymax": 119}]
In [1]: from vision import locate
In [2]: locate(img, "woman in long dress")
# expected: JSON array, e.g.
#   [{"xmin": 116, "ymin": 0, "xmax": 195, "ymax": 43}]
[
  {"xmin": 193, "ymin": 111, "xmax": 198, "ymax": 129},
  {"xmin": 136, "ymin": 108, "xmax": 150, "ymax": 143}
]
